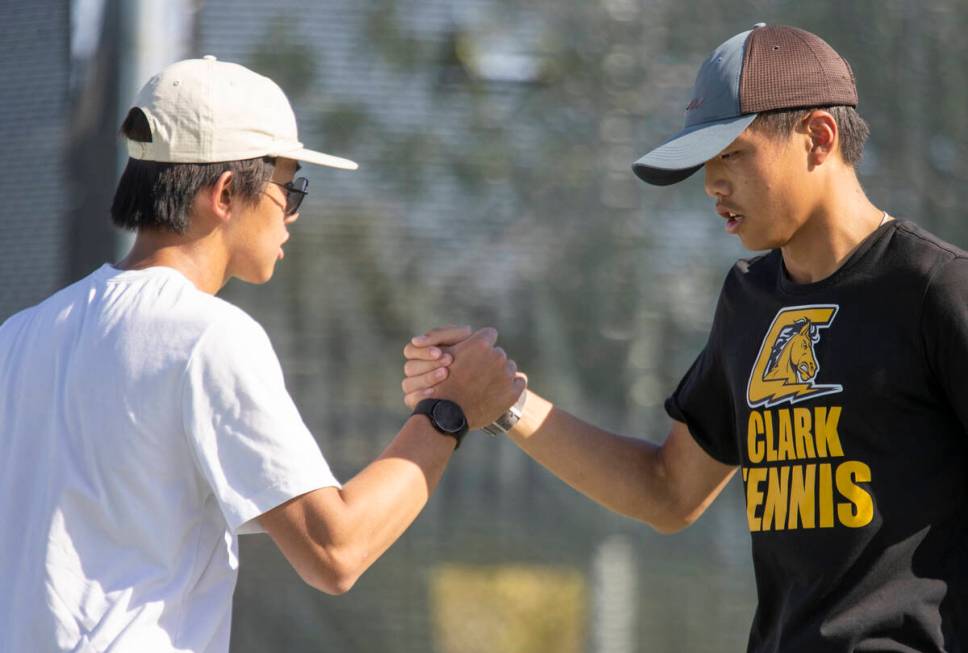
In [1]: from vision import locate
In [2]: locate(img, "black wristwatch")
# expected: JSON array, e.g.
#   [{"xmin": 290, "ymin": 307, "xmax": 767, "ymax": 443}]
[{"xmin": 412, "ymin": 399, "xmax": 469, "ymax": 448}]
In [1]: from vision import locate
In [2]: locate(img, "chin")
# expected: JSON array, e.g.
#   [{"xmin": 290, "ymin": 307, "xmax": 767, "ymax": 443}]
[
  {"xmin": 237, "ymin": 265, "xmax": 276, "ymax": 285},
  {"xmin": 738, "ymin": 230, "xmax": 784, "ymax": 252},
  {"xmin": 255, "ymin": 267, "xmax": 276, "ymax": 284}
]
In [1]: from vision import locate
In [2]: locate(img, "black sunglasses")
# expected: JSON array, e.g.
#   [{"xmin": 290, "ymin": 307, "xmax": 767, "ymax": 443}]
[{"xmin": 268, "ymin": 177, "xmax": 309, "ymax": 216}]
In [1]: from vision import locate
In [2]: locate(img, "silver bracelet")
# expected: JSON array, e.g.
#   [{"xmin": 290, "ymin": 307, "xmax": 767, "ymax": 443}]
[{"xmin": 482, "ymin": 388, "xmax": 528, "ymax": 436}]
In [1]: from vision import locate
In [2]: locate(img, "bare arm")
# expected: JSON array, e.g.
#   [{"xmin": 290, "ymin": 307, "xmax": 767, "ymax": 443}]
[
  {"xmin": 260, "ymin": 328, "xmax": 525, "ymax": 595},
  {"xmin": 402, "ymin": 327, "xmax": 736, "ymax": 534},
  {"xmin": 258, "ymin": 415, "xmax": 455, "ymax": 594},
  {"xmin": 506, "ymin": 391, "xmax": 736, "ymax": 533}
]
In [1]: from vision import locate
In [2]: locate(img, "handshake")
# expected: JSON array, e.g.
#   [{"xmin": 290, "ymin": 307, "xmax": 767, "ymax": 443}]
[{"xmin": 400, "ymin": 325, "xmax": 527, "ymax": 434}]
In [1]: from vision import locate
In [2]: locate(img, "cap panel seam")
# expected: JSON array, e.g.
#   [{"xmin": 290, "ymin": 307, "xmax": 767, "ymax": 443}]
[
  {"xmin": 788, "ymin": 28, "xmax": 832, "ymax": 100},
  {"xmin": 844, "ymin": 58, "xmax": 858, "ymax": 107},
  {"xmin": 739, "ymin": 29, "xmax": 758, "ymax": 114},
  {"xmin": 737, "ymin": 30, "xmax": 755, "ymax": 114},
  {"xmin": 201, "ymin": 60, "xmax": 215, "ymax": 160}
]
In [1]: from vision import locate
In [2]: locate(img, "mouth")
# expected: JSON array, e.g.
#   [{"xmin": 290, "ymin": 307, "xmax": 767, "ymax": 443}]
[{"xmin": 716, "ymin": 205, "xmax": 744, "ymax": 234}]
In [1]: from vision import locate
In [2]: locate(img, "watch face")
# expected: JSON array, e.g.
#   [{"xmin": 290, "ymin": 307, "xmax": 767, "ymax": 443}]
[{"xmin": 432, "ymin": 400, "xmax": 467, "ymax": 434}]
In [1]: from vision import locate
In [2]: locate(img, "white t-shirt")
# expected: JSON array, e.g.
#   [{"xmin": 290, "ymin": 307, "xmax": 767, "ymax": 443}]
[{"xmin": 0, "ymin": 265, "xmax": 340, "ymax": 652}]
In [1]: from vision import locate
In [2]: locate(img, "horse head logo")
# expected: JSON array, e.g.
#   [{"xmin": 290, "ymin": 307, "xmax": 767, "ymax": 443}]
[
  {"xmin": 747, "ymin": 306, "xmax": 843, "ymax": 408},
  {"xmin": 763, "ymin": 319, "xmax": 819, "ymax": 384}
]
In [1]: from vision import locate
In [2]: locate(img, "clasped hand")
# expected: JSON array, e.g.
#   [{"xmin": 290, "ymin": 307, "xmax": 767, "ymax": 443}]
[{"xmin": 401, "ymin": 326, "xmax": 525, "ymax": 430}]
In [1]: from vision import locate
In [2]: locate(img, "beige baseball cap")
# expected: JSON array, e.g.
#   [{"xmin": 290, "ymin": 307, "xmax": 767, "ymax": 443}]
[{"xmin": 125, "ymin": 55, "xmax": 358, "ymax": 170}]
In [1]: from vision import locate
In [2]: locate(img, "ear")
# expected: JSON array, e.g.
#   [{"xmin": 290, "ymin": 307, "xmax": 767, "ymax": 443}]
[
  {"xmin": 803, "ymin": 110, "xmax": 838, "ymax": 166},
  {"xmin": 196, "ymin": 170, "xmax": 236, "ymax": 225}
]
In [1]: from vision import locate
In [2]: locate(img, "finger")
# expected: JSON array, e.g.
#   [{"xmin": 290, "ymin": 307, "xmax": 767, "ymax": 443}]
[
  {"xmin": 403, "ymin": 342, "xmax": 445, "ymax": 361},
  {"xmin": 401, "ymin": 367, "xmax": 449, "ymax": 395},
  {"xmin": 404, "ymin": 355, "xmax": 452, "ymax": 378},
  {"xmin": 411, "ymin": 325, "xmax": 473, "ymax": 348},
  {"xmin": 506, "ymin": 359, "xmax": 517, "ymax": 377},
  {"xmin": 514, "ymin": 371, "xmax": 528, "ymax": 385},
  {"xmin": 404, "ymin": 387, "xmax": 436, "ymax": 409},
  {"xmin": 510, "ymin": 376, "xmax": 527, "ymax": 399},
  {"xmin": 471, "ymin": 326, "xmax": 498, "ymax": 347}
]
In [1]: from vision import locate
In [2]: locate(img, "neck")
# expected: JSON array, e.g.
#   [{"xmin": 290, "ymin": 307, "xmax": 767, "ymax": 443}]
[
  {"xmin": 780, "ymin": 173, "xmax": 886, "ymax": 284},
  {"xmin": 116, "ymin": 229, "xmax": 229, "ymax": 295}
]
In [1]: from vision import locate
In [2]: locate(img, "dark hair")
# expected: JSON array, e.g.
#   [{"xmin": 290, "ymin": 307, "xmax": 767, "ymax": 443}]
[
  {"xmin": 750, "ymin": 105, "xmax": 870, "ymax": 167},
  {"xmin": 110, "ymin": 108, "xmax": 275, "ymax": 234}
]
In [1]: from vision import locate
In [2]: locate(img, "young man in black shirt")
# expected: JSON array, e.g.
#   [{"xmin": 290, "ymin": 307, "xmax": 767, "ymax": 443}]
[{"xmin": 402, "ymin": 24, "xmax": 967, "ymax": 653}]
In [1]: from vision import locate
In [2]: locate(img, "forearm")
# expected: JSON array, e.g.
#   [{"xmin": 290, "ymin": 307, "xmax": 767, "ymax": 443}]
[
  {"xmin": 330, "ymin": 416, "xmax": 453, "ymax": 574},
  {"xmin": 265, "ymin": 417, "xmax": 453, "ymax": 594},
  {"xmin": 507, "ymin": 391, "xmax": 685, "ymax": 532}
]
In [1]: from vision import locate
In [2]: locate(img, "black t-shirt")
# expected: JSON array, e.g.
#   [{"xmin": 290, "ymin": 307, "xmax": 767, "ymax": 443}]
[{"xmin": 666, "ymin": 220, "xmax": 968, "ymax": 653}]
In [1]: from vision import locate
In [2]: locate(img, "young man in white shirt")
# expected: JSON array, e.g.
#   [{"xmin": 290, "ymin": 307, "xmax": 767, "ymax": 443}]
[{"xmin": 0, "ymin": 57, "xmax": 524, "ymax": 652}]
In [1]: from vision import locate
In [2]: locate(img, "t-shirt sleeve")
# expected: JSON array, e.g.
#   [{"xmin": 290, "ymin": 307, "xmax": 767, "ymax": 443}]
[
  {"xmin": 921, "ymin": 256, "xmax": 968, "ymax": 434},
  {"xmin": 664, "ymin": 284, "xmax": 740, "ymax": 466},
  {"xmin": 181, "ymin": 314, "xmax": 341, "ymax": 535}
]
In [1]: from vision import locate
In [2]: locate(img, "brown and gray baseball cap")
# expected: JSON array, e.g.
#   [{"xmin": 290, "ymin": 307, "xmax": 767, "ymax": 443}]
[{"xmin": 633, "ymin": 23, "xmax": 857, "ymax": 186}]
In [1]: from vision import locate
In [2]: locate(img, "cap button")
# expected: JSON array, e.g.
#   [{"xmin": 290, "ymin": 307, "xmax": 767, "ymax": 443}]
[
  {"xmin": 202, "ymin": 55, "xmax": 217, "ymax": 61},
  {"xmin": 752, "ymin": 22, "xmax": 766, "ymax": 28}
]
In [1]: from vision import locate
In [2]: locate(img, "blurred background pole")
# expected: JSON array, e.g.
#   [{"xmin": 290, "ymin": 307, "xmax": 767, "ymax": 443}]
[
  {"xmin": 113, "ymin": 0, "xmax": 196, "ymax": 260},
  {"xmin": 592, "ymin": 534, "xmax": 637, "ymax": 653},
  {"xmin": 67, "ymin": 0, "xmax": 196, "ymax": 278},
  {"xmin": 114, "ymin": 0, "xmax": 198, "ymax": 259}
]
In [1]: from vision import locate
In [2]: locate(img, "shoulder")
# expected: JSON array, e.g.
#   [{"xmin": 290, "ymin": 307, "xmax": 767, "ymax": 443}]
[
  {"xmin": 723, "ymin": 250, "xmax": 780, "ymax": 293},
  {"xmin": 700, "ymin": 251, "xmax": 780, "ymax": 331},
  {"xmin": 888, "ymin": 220, "xmax": 968, "ymax": 276},
  {"xmin": 92, "ymin": 266, "xmax": 273, "ymax": 363},
  {"xmin": 0, "ymin": 268, "xmax": 105, "ymax": 337},
  {"xmin": 195, "ymin": 294, "xmax": 264, "ymax": 335},
  {"xmin": 188, "ymin": 300, "xmax": 273, "ymax": 363},
  {"xmin": 881, "ymin": 222, "xmax": 968, "ymax": 322},
  {"xmin": 110, "ymin": 267, "xmax": 270, "ymax": 345}
]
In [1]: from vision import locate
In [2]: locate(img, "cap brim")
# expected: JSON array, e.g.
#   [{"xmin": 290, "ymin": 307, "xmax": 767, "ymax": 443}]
[
  {"xmin": 632, "ymin": 113, "xmax": 757, "ymax": 186},
  {"xmin": 282, "ymin": 147, "xmax": 359, "ymax": 171}
]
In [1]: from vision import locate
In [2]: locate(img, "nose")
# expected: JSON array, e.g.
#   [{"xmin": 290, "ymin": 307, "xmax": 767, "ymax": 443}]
[
  {"xmin": 284, "ymin": 211, "xmax": 300, "ymax": 225},
  {"xmin": 703, "ymin": 160, "xmax": 730, "ymax": 199}
]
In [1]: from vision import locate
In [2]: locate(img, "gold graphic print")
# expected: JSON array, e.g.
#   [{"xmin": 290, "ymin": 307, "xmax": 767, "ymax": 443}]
[
  {"xmin": 746, "ymin": 305, "xmax": 844, "ymax": 408},
  {"xmin": 742, "ymin": 407, "xmax": 874, "ymax": 532},
  {"xmin": 741, "ymin": 305, "xmax": 873, "ymax": 534}
]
